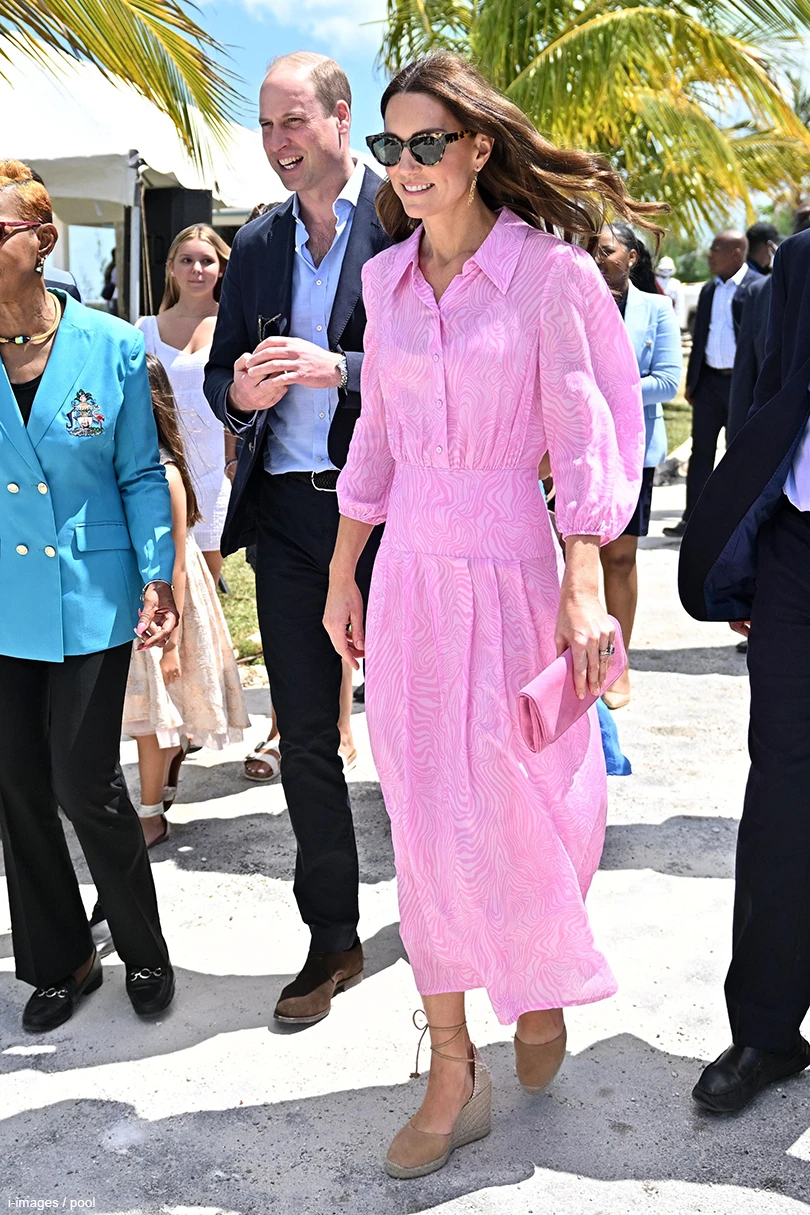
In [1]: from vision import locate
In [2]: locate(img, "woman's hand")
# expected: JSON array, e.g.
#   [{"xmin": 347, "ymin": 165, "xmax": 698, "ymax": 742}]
[
  {"xmin": 160, "ymin": 645, "xmax": 182, "ymax": 685},
  {"xmin": 554, "ymin": 591, "xmax": 615, "ymax": 700},
  {"xmin": 323, "ymin": 575, "xmax": 365, "ymax": 670},
  {"xmin": 136, "ymin": 581, "xmax": 179, "ymax": 650}
]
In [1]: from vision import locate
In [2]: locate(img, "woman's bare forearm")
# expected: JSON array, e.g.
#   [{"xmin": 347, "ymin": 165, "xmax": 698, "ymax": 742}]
[
  {"xmin": 561, "ymin": 534, "xmax": 600, "ymax": 600},
  {"xmin": 330, "ymin": 516, "xmax": 375, "ymax": 581}
]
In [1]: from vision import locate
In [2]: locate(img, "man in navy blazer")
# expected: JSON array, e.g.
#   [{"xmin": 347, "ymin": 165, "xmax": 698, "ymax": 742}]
[
  {"xmin": 664, "ymin": 231, "xmax": 758, "ymax": 537},
  {"xmin": 728, "ymin": 207, "xmax": 810, "ymax": 442},
  {"xmin": 205, "ymin": 52, "xmax": 389, "ymax": 1027},
  {"xmin": 679, "ymin": 230, "xmax": 810, "ymax": 1112}
]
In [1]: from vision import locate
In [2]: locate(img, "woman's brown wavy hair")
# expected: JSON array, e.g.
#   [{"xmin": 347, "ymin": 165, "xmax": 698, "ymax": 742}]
[
  {"xmin": 376, "ymin": 53, "xmax": 666, "ymax": 246},
  {"xmin": 145, "ymin": 354, "xmax": 202, "ymax": 528}
]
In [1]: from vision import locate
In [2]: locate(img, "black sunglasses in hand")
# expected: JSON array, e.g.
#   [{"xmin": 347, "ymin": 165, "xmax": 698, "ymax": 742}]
[{"xmin": 366, "ymin": 130, "xmax": 474, "ymax": 168}]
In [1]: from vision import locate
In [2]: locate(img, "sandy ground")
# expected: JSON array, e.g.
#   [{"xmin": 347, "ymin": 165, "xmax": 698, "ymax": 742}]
[{"xmin": 2, "ymin": 480, "xmax": 809, "ymax": 1215}]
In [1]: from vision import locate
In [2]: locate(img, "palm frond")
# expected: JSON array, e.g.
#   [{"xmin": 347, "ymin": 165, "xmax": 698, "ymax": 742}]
[{"xmin": 0, "ymin": 0, "xmax": 243, "ymax": 170}]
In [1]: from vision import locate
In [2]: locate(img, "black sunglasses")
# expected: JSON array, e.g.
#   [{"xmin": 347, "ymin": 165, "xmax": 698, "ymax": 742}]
[{"xmin": 366, "ymin": 130, "xmax": 474, "ymax": 168}]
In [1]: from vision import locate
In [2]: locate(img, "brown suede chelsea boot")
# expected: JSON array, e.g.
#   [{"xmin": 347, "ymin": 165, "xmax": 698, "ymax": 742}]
[{"xmin": 273, "ymin": 941, "xmax": 364, "ymax": 1024}]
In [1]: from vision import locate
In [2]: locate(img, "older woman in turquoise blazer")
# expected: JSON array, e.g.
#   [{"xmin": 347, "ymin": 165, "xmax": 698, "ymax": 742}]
[
  {"xmin": 595, "ymin": 224, "xmax": 682, "ymax": 708},
  {"xmin": 0, "ymin": 161, "xmax": 178, "ymax": 1033}
]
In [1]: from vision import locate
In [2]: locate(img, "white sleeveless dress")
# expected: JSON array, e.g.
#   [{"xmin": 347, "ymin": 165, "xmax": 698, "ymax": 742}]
[{"xmin": 135, "ymin": 315, "xmax": 231, "ymax": 552}]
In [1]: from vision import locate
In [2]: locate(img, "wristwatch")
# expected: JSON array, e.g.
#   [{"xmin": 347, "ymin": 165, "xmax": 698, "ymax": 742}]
[{"xmin": 335, "ymin": 352, "xmax": 349, "ymax": 391}]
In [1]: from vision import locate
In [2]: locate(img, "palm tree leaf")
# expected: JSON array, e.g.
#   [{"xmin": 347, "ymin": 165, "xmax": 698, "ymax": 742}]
[{"xmin": 0, "ymin": 0, "xmax": 243, "ymax": 169}]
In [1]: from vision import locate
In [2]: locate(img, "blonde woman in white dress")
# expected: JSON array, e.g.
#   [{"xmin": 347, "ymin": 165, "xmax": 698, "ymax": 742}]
[
  {"xmin": 136, "ymin": 224, "xmax": 236, "ymax": 586},
  {"xmin": 123, "ymin": 356, "xmax": 249, "ymax": 846}
]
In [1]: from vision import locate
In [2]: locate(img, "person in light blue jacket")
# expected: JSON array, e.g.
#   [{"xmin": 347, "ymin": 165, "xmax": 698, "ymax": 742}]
[
  {"xmin": 0, "ymin": 161, "xmax": 179, "ymax": 1033},
  {"xmin": 595, "ymin": 224, "xmax": 682, "ymax": 708}
]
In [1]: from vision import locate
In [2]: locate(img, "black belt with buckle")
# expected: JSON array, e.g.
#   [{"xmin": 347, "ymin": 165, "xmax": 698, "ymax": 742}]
[{"xmin": 285, "ymin": 469, "xmax": 340, "ymax": 492}]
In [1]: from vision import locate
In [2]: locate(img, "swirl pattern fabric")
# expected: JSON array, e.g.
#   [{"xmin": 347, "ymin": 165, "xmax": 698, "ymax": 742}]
[{"xmin": 338, "ymin": 209, "xmax": 644, "ymax": 1024}]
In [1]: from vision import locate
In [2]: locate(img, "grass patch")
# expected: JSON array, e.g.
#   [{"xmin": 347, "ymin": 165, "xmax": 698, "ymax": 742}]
[
  {"xmin": 663, "ymin": 398, "xmax": 691, "ymax": 456},
  {"xmin": 219, "ymin": 551, "xmax": 262, "ymax": 662}
]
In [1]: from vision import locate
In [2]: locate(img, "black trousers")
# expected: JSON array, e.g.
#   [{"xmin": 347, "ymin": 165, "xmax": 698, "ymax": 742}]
[
  {"xmin": 684, "ymin": 366, "xmax": 732, "ymax": 521},
  {"xmin": 255, "ymin": 473, "xmax": 379, "ymax": 953},
  {"xmin": 0, "ymin": 643, "xmax": 169, "ymax": 987},
  {"xmin": 726, "ymin": 501, "xmax": 810, "ymax": 1051}
]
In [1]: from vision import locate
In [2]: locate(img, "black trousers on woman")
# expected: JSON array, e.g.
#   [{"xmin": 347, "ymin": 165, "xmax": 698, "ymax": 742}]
[
  {"xmin": 0, "ymin": 643, "xmax": 169, "ymax": 988},
  {"xmin": 255, "ymin": 472, "xmax": 380, "ymax": 954},
  {"xmin": 726, "ymin": 501, "xmax": 810, "ymax": 1052}
]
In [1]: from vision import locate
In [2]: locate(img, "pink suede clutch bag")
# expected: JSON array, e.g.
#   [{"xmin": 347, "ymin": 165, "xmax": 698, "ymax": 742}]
[{"xmin": 518, "ymin": 618, "xmax": 626, "ymax": 753}]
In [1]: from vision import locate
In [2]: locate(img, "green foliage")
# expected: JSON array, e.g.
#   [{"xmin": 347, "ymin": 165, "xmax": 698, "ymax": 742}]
[
  {"xmin": 220, "ymin": 552, "xmax": 262, "ymax": 663},
  {"xmin": 0, "ymin": 0, "xmax": 243, "ymax": 170},
  {"xmin": 379, "ymin": 0, "xmax": 810, "ymax": 239},
  {"xmin": 663, "ymin": 399, "xmax": 692, "ymax": 455}
]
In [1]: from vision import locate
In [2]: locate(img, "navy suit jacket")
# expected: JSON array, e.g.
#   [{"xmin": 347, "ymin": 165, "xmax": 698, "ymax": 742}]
[
  {"xmin": 685, "ymin": 266, "xmax": 758, "ymax": 395},
  {"xmin": 679, "ymin": 230, "xmax": 810, "ymax": 621},
  {"xmin": 727, "ymin": 275, "xmax": 771, "ymax": 442},
  {"xmin": 204, "ymin": 165, "xmax": 390, "ymax": 555}
]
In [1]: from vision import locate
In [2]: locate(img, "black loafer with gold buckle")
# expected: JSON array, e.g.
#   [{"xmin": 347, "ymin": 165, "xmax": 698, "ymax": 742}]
[
  {"xmin": 23, "ymin": 949, "xmax": 103, "ymax": 1034},
  {"xmin": 126, "ymin": 962, "xmax": 175, "ymax": 1017}
]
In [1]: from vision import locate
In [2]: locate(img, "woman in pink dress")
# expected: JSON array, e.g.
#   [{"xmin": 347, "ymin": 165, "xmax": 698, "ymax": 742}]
[{"xmin": 324, "ymin": 52, "xmax": 660, "ymax": 1179}]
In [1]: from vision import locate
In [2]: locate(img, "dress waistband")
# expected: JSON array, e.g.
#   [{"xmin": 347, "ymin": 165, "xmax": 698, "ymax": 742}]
[{"xmin": 384, "ymin": 463, "xmax": 552, "ymax": 560}]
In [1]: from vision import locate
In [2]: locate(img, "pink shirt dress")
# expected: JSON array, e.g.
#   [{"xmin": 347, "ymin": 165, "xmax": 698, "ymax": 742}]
[{"xmin": 338, "ymin": 209, "xmax": 644, "ymax": 1023}]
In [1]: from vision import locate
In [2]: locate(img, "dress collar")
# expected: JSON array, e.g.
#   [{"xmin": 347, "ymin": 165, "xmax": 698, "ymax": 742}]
[{"xmin": 387, "ymin": 207, "xmax": 529, "ymax": 295}]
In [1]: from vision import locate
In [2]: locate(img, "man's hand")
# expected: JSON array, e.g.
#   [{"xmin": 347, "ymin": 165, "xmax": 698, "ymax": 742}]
[
  {"xmin": 730, "ymin": 621, "xmax": 750, "ymax": 638},
  {"xmin": 684, "ymin": 387, "xmax": 694, "ymax": 405},
  {"xmin": 246, "ymin": 336, "xmax": 342, "ymax": 390},
  {"xmin": 228, "ymin": 351, "xmax": 289, "ymax": 414}
]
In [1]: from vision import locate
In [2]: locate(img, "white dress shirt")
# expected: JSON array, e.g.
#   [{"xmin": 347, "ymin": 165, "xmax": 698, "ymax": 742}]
[{"xmin": 704, "ymin": 262, "xmax": 748, "ymax": 370}]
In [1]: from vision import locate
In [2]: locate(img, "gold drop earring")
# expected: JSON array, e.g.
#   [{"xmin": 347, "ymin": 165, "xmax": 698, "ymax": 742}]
[{"xmin": 467, "ymin": 172, "xmax": 478, "ymax": 207}]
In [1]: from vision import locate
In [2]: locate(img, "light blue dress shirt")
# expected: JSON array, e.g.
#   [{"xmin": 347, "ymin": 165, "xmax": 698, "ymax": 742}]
[{"xmin": 264, "ymin": 160, "xmax": 365, "ymax": 474}]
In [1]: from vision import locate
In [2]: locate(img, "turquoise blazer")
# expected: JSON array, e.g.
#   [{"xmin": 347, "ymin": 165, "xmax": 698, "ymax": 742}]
[
  {"xmin": 623, "ymin": 282, "xmax": 682, "ymax": 468},
  {"xmin": 0, "ymin": 293, "xmax": 175, "ymax": 662}
]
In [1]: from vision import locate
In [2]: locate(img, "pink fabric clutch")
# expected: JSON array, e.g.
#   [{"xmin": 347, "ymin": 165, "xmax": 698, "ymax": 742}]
[{"xmin": 518, "ymin": 618, "xmax": 626, "ymax": 753}]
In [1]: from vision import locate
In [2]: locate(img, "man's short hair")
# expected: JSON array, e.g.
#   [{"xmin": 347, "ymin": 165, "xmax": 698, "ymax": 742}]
[
  {"xmin": 266, "ymin": 52, "xmax": 352, "ymax": 115},
  {"xmin": 746, "ymin": 221, "xmax": 779, "ymax": 250}
]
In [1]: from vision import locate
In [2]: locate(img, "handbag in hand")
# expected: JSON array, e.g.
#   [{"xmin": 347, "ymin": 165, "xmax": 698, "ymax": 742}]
[{"xmin": 518, "ymin": 617, "xmax": 626, "ymax": 753}]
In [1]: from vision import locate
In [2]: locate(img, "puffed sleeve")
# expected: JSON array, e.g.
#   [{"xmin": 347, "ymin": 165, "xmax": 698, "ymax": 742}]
[
  {"xmin": 336, "ymin": 261, "xmax": 395, "ymax": 525},
  {"xmin": 538, "ymin": 246, "xmax": 644, "ymax": 542},
  {"xmin": 113, "ymin": 329, "xmax": 176, "ymax": 585}
]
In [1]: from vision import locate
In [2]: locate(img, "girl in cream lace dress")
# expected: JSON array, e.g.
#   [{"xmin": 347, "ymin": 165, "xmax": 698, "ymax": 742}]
[{"xmin": 123, "ymin": 355, "xmax": 249, "ymax": 846}]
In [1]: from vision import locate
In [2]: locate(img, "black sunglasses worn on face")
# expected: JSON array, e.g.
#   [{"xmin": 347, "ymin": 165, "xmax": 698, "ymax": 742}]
[{"xmin": 366, "ymin": 130, "xmax": 474, "ymax": 167}]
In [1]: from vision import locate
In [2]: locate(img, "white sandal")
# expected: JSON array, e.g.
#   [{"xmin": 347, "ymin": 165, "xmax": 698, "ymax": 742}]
[{"xmin": 243, "ymin": 736, "xmax": 281, "ymax": 782}]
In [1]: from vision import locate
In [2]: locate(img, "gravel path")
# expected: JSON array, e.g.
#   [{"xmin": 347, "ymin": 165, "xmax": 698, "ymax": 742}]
[{"xmin": 2, "ymin": 481, "xmax": 808, "ymax": 1215}]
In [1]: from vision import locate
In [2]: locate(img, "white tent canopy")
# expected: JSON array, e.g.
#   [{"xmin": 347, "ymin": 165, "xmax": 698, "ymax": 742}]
[{"xmin": 5, "ymin": 46, "xmax": 290, "ymax": 225}]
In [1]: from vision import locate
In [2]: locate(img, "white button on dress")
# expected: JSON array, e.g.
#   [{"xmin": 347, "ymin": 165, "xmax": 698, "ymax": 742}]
[
  {"xmin": 7, "ymin": 483, "xmax": 19, "ymax": 493},
  {"xmin": 37, "ymin": 483, "xmax": 48, "ymax": 494},
  {"xmin": 16, "ymin": 544, "xmax": 28, "ymax": 555},
  {"xmin": 44, "ymin": 546, "xmax": 56, "ymax": 558}
]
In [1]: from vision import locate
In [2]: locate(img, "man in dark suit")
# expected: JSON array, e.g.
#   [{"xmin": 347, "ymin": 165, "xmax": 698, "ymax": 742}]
[
  {"xmin": 726, "ymin": 275, "xmax": 770, "ymax": 443},
  {"xmin": 728, "ymin": 208, "xmax": 810, "ymax": 443},
  {"xmin": 744, "ymin": 221, "xmax": 779, "ymax": 276},
  {"xmin": 205, "ymin": 51, "xmax": 389, "ymax": 1025},
  {"xmin": 663, "ymin": 231, "xmax": 758, "ymax": 537},
  {"xmin": 679, "ymin": 229, "xmax": 810, "ymax": 1112}
]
